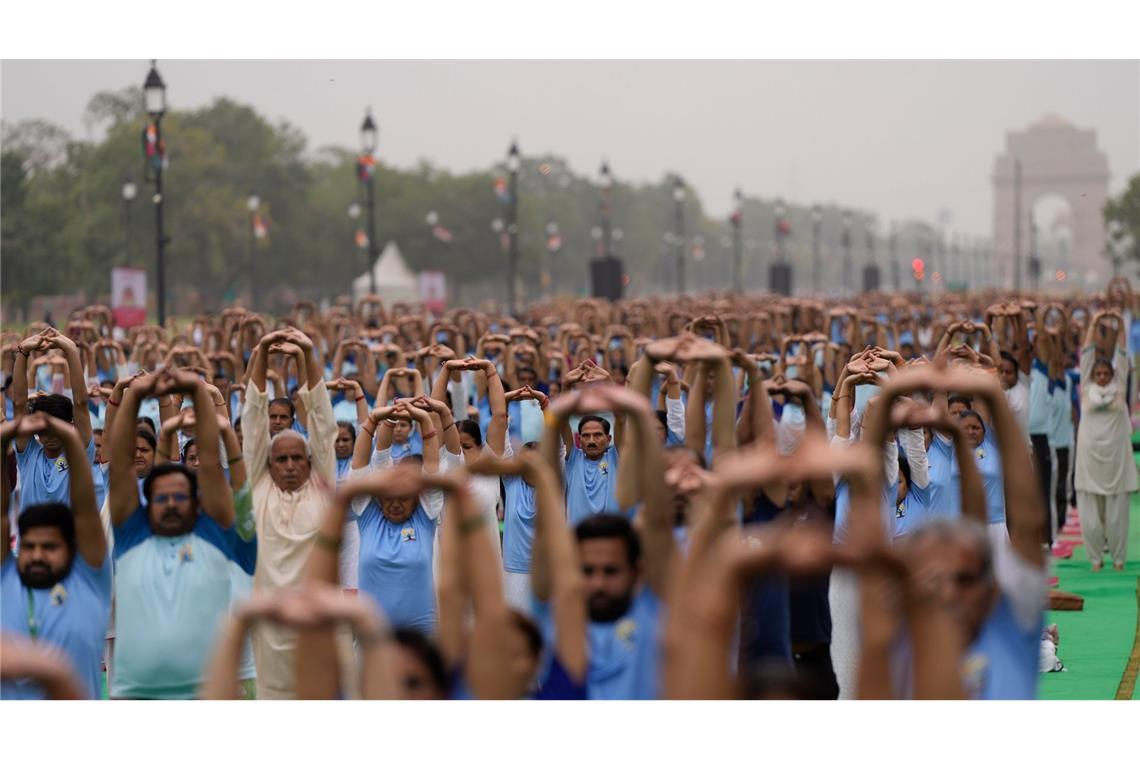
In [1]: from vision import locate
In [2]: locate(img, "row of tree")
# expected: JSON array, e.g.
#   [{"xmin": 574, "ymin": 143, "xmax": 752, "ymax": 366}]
[{"xmin": 4, "ymin": 87, "xmax": 1135, "ymax": 320}]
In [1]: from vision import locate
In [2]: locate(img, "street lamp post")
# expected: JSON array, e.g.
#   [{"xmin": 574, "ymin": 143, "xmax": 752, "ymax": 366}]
[
  {"xmin": 862, "ymin": 219, "xmax": 880, "ymax": 293},
  {"xmin": 810, "ymin": 205, "xmax": 823, "ymax": 293},
  {"xmin": 247, "ymin": 194, "xmax": 260, "ymax": 311},
  {"xmin": 889, "ymin": 221, "xmax": 900, "ymax": 292},
  {"xmin": 772, "ymin": 198, "xmax": 792, "ymax": 295},
  {"xmin": 359, "ymin": 109, "xmax": 379, "ymax": 296},
  {"xmin": 143, "ymin": 61, "xmax": 168, "ymax": 326},
  {"xmin": 599, "ymin": 161, "xmax": 614, "ymax": 258},
  {"xmin": 731, "ymin": 189, "xmax": 744, "ymax": 293},
  {"xmin": 841, "ymin": 211, "xmax": 854, "ymax": 294},
  {"xmin": 506, "ymin": 141, "xmax": 521, "ymax": 315},
  {"xmin": 545, "ymin": 221, "xmax": 560, "ymax": 299},
  {"xmin": 672, "ymin": 178, "xmax": 686, "ymax": 294},
  {"xmin": 121, "ymin": 180, "xmax": 137, "ymax": 265}
]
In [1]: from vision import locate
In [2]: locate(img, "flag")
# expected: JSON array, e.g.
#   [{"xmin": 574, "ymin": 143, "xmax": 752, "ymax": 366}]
[
  {"xmin": 253, "ymin": 214, "xmax": 269, "ymax": 240},
  {"xmin": 547, "ymin": 233, "xmax": 562, "ymax": 252},
  {"xmin": 357, "ymin": 154, "xmax": 376, "ymax": 182},
  {"xmin": 355, "ymin": 228, "xmax": 369, "ymax": 249},
  {"xmin": 142, "ymin": 122, "xmax": 165, "ymax": 172},
  {"xmin": 730, "ymin": 209, "xmax": 742, "ymax": 225},
  {"xmin": 431, "ymin": 225, "xmax": 453, "ymax": 243},
  {"xmin": 494, "ymin": 176, "xmax": 510, "ymax": 204}
]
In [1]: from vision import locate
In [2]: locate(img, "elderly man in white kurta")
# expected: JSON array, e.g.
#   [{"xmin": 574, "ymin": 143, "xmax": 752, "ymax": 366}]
[{"xmin": 241, "ymin": 327, "xmax": 350, "ymax": 698}]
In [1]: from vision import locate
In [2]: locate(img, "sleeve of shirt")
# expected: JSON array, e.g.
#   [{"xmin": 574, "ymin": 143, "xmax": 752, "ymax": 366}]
[
  {"xmin": 898, "ymin": 426, "xmax": 929, "ymax": 489},
  {"xmin": 883, "ymin": 432, "xmax": 899, "ymax": 487},
  {"xmin": 370, "ymin": 447, "xmax": 393, "ymax": 471},
  {"xmin": 420, "ymin": 486, "xmax": 445, "ymax": 522},
  {"xmin": 994, "ymin": 541, "xmax": 1048, "ymax": 633},
  {"xmin": 298, "ymin": 380, "xmax": 337, "ymax": 487},
  {"xmin": 241, "ymin": 382, "xmax": 270, "ymax": 487},
  {"xmin": 232, "ymin": 483, "xmax": 256, "ymax": 542},
  {"xmin": 665, "ymin": 395, "xmax": 686, "ymax": 441},
  {"xmin": 347, "ymin": 465, "xmax": 376, "ymax": 517},
  {"xmin": 111, "ymin": 504, "xmax": 153, "ymax": 560}
]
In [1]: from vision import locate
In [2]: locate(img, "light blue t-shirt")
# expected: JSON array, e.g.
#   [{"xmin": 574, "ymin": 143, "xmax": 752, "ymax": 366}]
[
  {"xmin": 833, "ymin": 478, "xmax": 898, "ymax": 542},
  {"xmin": 963, "ymin": 594, "xmax": 1041, "ymax": 699},
  {"xmin": 534, "ymin": 587, "xmax": 662, "ymax": 700},
  {"xmin": 926, "ymin": 436, "xmax": 961, "ymax": 521},
  {"xmin": 111, "ymin": 507, "xmax": 240, "ymax": 699},
  {"xmin": 502, "ymin": 473, "xmax": 537, "ymax": 574},
  {"xmin": 894, "ymin": 479, "xmax": 931, "ymax": 539},
  {"xmin": 1027, "ymin": 359, "xmax": 1051, "ymax": 435},
  {"xmin": 1, "ymin": 554, "xmax": 112, "ymax": 700},
  {"xmin": 15, "ymin": 437, "xmax": 97, "ymax": 512},
  {"xmin": 354, "ymin": 502, "xmax": 437, "ymax": 633},
  {"xmin": 564, "ymin": 445, "xmax": 620, "ymax": 526},
  {"xmin": 950, "ymin": 428, "xmax": 1005, "ymax": 525}
]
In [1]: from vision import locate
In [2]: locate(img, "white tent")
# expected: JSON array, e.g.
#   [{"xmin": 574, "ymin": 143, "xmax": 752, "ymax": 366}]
[{"xmin": 352, "ymin": 241, "xmax": 418, "ymax": 305}]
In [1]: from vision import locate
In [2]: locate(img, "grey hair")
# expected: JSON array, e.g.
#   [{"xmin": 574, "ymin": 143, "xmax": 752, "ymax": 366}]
[
  {"xmin": 269, "ymin": 428, "xmax": 312, "ymax": 459},
  {"xmin": 904, "ymin": 518, "xmax": 994, "ymax": 581}
]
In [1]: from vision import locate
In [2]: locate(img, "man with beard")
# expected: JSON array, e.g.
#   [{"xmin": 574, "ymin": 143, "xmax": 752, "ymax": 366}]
[
  {"xmin": 1, "ymin": 413, "xmax": 110, "ymax": 700},
  {"xmin": 106, "ymin": 369, "xmax": 238, "ymax": 699},
  {"xmin": 539, "ymin": 384, "xmax": 673, "ymax": 699}
]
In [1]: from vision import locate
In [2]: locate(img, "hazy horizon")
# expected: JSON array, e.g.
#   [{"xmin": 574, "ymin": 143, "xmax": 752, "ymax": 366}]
[{"xmin": 3, "ymin": 59, "xmax": 1137, "ymax": 239}]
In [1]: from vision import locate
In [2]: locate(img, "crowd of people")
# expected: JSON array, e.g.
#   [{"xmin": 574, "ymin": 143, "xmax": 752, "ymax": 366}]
[{"xmin": 1, "ymin": 275, "xmax": 1137, "ymax": 700}]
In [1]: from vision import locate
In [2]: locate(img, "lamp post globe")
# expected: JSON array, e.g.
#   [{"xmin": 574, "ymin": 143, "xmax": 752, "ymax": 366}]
[
  {"xmin": 247, "ymin": 194, "xmax": 260, "ymax": 213},
  {"xmin": 144, "ymin": 61, "xmax": 166, "ymax": 118},
  {"xmin": 122, "ymin": 181, "xmax": 137, "ymax": 201},
  {"xmin": 426, "ymin": 210, "xmax": 439, "ymax": 227},
  {"xmin": 360, "ymin": 110, "xmax": 378, "ymax": 155}
]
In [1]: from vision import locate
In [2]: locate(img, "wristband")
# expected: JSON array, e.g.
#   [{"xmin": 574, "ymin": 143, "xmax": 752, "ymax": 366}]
[
  {"xmin": 107, "ymin": 398, "xmax": 121, "ymax": 407},
  {"xmin": 459, "ymin": 514, "xmax": 487, "ymax": 536},
  {"xmin": 227, "ymin": 454, "xmax": 243, "ymax": 466},
  {"xmin": 443, "ymin": 422, "xmax": 456, "ymax": 432},
  {"xmin": 421, "ymin": 429, "xmax": 437, "ymax": 441},
  {"xmin": 314, "ymin": 532, "xmax": 342, "ymax": 552},
  {"xmin": 362, "ymin": 424, "xmax": 376, "ymax": 437}
]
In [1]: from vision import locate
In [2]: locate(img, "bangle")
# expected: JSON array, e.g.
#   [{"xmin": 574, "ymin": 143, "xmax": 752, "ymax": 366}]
[
  {"xmin": 383, "ymin": 419, "xmax": 397, "ymax": 428},
  {"xmin": 314, "ymin": 532, "xmax": 342, "ymax": 552},
  {"xmin": 362, "ymin": 424, "xmax": 376, "ymax": 436},
  {"xmin": 107, "ymin": 398, "xmax": 120, "ymax": 407},
  {"xmin": 834, "ymin": 395, "xmax": 850, "ymax": 401},
  {"xmin": 421, "ymin": 429, "xmax": 437, "ymax": 441},
  {"xmin": 443, "ymin": 421, "xmax": 456, "ymax": 432},
  {"xmin": 459, "ymin": 514, "xmax": 487, "ymax": 536},
  {"xmin": 227, "ymin": 454, "xmax": 243, "ymax": 466},
  {"xmin": 539, "ymin": 397, "xmax": 549, "ymax": 410}
]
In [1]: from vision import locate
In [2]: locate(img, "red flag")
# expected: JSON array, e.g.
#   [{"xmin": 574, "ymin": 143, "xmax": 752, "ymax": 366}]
[
  {"xmin": 431, "ymin": 225, "xmax": 453, "ymax": 243},
  {"xmin": 494, "ymin": 176, "xmax": 510, "ymax": 204},
  {"xmin": 546, "ymin": 233, "xmax": 562, "ymax": 252},
  {"xmin": 355, "ymin": 228, "xmax": 369, "ymax": 249},
  {"xmin": 253, "ymin": 214, "xmax": 268, "ymax": 240}
]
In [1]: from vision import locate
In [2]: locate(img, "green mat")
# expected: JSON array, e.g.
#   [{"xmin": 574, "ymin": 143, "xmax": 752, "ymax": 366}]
[{"xmin": 1039, "ymin": 483, "xmax": 1140, "ymax": 700}]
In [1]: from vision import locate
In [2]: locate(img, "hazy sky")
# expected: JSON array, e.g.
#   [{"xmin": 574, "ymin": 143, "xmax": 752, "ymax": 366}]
[{"xmin": 3, "ymin": 59, "xmax": 1137, "ymax": 237}]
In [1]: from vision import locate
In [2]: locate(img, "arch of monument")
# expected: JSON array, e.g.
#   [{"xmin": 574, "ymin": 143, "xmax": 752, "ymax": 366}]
[{"xmin": 992, "ymin": 115, "xmax": 1110, "ymax": 288}]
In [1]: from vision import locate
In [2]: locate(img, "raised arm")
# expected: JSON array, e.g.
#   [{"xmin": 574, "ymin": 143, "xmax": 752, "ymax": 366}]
[
  {"xmin": 476, "ymin": 358, "xmax": 508, "ymax": 457},
  {"xmin": 46, "ymin": 330, "xmax": 91, "ymax": 446},
  {"xmin": 108, "ymin": 376, "xmax": 153, "ymax": 526},
  {"xmin": 177, "ymin": 372, "xmax": 235, "ymax": 529}
]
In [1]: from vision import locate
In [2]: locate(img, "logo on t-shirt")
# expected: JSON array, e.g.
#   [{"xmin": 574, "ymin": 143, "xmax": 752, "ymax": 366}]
[
  {"xmin": 961, "ymin": 653, "xmax": 988, "ymax": 698},
  {"xmin": 179, "ymin": 543, "xmax": 194, "ymax": 563},
  {"xmin": 598, "ymin": 461, "xmax": 609, "ymax": 476},
  {"xmin": 401, "ymin": 527, "xmax": 417, "ymax": 542},
  {"xmin": 50, "ymin": 583, "xmax": 68, "ymax": 606},
  {"xmin": 54, "ymin": 457, "xmax": 69, "ymax": 473},
  {"xmin": 616, "ymin": 618, "xmax": 637, "ymax": 650}
]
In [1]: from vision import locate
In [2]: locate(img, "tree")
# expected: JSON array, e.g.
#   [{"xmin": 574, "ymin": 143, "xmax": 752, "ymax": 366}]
[{"xmin": 1104, "ymin": 173, "xmax": 1140, "ymax": 272}]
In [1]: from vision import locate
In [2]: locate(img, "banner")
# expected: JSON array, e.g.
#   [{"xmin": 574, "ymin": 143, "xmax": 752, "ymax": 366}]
[
  {"xmin": 419, "ymin": 271, "xmax": 447, "ymax": 314},
  {"xmin": 112, "ymin": 267, "xmax": 147, "ymax": 327}
]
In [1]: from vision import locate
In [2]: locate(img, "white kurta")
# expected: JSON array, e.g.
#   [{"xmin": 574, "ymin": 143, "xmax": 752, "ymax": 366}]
[
  {"xmin": 1074, "ymin": 346, "xmax": 1137, "ymax": 496},
  {"xmin": 242, "ymin": 380, "xmax": 347, "ymax": 699}
]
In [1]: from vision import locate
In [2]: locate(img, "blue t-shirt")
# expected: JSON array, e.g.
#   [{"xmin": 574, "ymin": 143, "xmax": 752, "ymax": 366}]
[
  {"xmin": 894, "ymin": 478, "xmax": 932, "ymax": 538},
  {"xmin": 389, "ymin": 434, "xmax": 423, "ymax": 463},
  {"xmin": 925, "ymin": 435, "xmax": 960, "ymax": 521},
  {"xmin": 950, "ymin": 428, "xmax": 1005, "ymax": 525},
  {"xmin": 15, "ymin": 437, "xmax": 97, "ymax": 512},
  {"xmin": 535, "ymin": 587, "xmax": 662, "ymax": 700},
  {"xmin": 564, "ymin": 445, "xmax": 620, "ymax": 526},
  {"xmin": 1, "ymin": 555, "xmax": 113, "ymax": 700},
  {"xmin": 111, "ymin": 507, "xmax": 240, "ymax": 699},
  {"xmin": 354, "ymin": 503, "xmax": 437, "ymax": 633},
  {"xmin": 450, "ymin": 655, "xmax": 586, "ymax": 700},
  {"xmin": 502, "ymin": 473, "xmax": 537, "ymax": 574},
  {"xmin": 963, "ymin": 594, "xmax": 1041, "ymax": 699},
  {"xmin": 833, "ymin": 478, "xmax": 898, "ymax": 542}
]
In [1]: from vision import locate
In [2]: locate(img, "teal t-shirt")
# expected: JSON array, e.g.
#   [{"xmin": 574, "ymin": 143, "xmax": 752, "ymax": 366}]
[{"xmin": 111, "ymin": 507, "xmax": 239, "ymax": 699}]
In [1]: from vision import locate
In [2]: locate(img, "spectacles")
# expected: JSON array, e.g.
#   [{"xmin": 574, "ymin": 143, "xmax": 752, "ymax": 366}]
[{"xmin": 150, "ymin": 492, "xmax": 191, "ymax": 505}]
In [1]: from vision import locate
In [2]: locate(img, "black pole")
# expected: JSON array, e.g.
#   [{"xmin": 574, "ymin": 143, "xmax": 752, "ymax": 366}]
[
  {"xmin": 732, "ymin": 213, "xmax": 743, "ymax": 293},
  {"xmin": 248, "ymin": 210, "xmax": 257, "ymax": 312},
  {"xmin": 507, "ymin": 160, "xmax": 519, "ymax": 316},
  {"xmin": 1013, "ymin": 159, "xmax": 1022, "ymax": 294},
  {"xmin": 154, "ymin": 117, "xmax": 167, "ymax": 327},
  {"xmin": 811, "ymin": 215, "xmax": 821, "ymax": 293},
  {"xmin": 366, "ymin": 174, "xmax": 377, "ymax": 295},
  {"xmin": 889, "ymin": 225, "xmax": 900, "ymax": 292},
  {"xmin": 674, "ymin": 184, "xmax": 685, "ymax": 294},
  {"xmin": 842, "ymin": 223, "xmax": 852, "ymax": 294}
]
